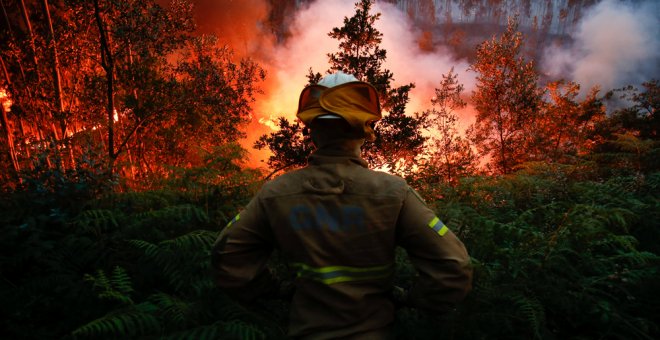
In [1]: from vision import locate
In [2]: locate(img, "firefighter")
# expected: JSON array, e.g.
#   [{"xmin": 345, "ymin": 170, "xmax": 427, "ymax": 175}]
[{"xmin": 211, "ymin": 72, "xmax": 472, "ymax": 339}]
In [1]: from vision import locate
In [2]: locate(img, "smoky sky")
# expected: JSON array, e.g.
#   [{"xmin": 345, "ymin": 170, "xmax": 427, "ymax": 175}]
[
  {"xmin": 542, "ymin": 0, "xmax": 660, "ymax": 93},
  {"xmin": 172, "ymin": 0, "xmax": 659, "ymax": 165},
  {"xmin": 178, "ymin": 0, "xmax": 659, "ymax": 107},
  {"xmin": 158, "ymin": 0, "xmax": 275, "ymax": 59}
]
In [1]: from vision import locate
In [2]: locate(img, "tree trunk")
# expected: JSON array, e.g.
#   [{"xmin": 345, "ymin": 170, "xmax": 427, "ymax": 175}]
[
  {"xmin": 1, "ymin": 0, "xmax": 27, "ymax": 82},
  {"xmin": 0, "ymin": 52, "xmax": 19, "ymax": 177},
  {"xmin": 1, "ymin": 98, "xmax": 20, "ymax": 179},
  {"xmin": 18, "ymin": 0, "xmax": 40, "ymax": 79},
  {"xmin": 41, "ymin": 0, "xmax": 77, "ymax": 169},
  {"xmin": 41, "ymin": 0, "xmax": 66, "ymax": 137},
  {"xmin": 20, "ymin": 0, "xmax": 63, "ymax": 149},
  {"xmin": 496, "ymin": 107, "xmax": 508, "ymax": 175},
  {"xmin": 0, "ymin": 54, "xmax": 9, "ymax": 86},
  {"xmin": 17, "ymin": 116, "xmax": 29, "ymax": 158},
  {"xmin": 0, "ymin": 0, "xmax": 11, "ymax": 36},
  {"xmin": 36, "ymin": 122, "xmax": 53, "ymax": 169},
  {"xmin": 93, "ymin": 0, "xmax": 115, "ymax": 169}
]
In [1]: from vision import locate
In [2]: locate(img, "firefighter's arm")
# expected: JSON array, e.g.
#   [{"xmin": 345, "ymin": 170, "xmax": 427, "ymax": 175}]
[
  {"xmin": 211, "ymin": 195, "xmax": 276, "ymax": 302},
  {"xmin": 396, "ymin": 187, "xmax": 473, "ymax": 313}
]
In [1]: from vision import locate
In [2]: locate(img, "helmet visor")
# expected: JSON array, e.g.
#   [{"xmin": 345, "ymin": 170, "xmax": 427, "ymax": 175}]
[
  {"xmin": 297, "ymin": 85, "xmax": 328, "ymax": 117},
  {"xmin": 297, "ymin": 82, "xmax": 381, "ymax": 126}
]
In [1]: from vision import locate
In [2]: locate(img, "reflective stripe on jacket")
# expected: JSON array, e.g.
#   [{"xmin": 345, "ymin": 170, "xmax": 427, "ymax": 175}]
[{"xmin": 211, "ymin": 145, "xmax": 472, "ymax": 338}]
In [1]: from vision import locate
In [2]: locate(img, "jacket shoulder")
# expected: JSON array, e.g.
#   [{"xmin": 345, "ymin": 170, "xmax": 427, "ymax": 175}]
[
  {"xmin": 258, "ymin": 165, "xmax": 410, "ymax": 199},
  {"xmin": 350, "ymin": 167, "xmax": 409, "ymax": 197},
  {"xmin": 258, "ymin": 168, "xmax": 308, "ymax": 198}
]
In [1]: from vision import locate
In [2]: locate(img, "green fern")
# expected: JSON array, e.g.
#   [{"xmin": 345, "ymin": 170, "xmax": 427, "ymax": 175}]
[
  {"xmin": 163, "ymin": 320, "xmax": 266, "ymax": 340},
  {"xmin": 509, "ymin": 292, "xmax": 545, "ymax": 340},
  {"xmin": 72, "ymin": 209, "xmax": 120, "ymax": 235},
  {"xmin": 127, "ymin": 230, "xmax": 217, "ymax": 293},
  {"xmin": 71, "ymin": 303, "xmax": 160, "ymax": 339},
  {"xmin": 164, "ymin": 229, "xmax": 217, "ymax": 251},
  {"xmin": 97, "ymin": 190, "xmax": 179, "ymax": 212},
  {"xmin": 84, "ymin": 267, "xmax": 134, "ymax": 305},
  {"xmin": 133, "ymin": 204, "xmax": 209, "ymax": 224},
  {"xmin": 125, "ymin": 239, "xmax": 160, "ymax": 258},
  {"xmin": 149, "ymin": 292, "xmax": 191, "ymax": 327}
]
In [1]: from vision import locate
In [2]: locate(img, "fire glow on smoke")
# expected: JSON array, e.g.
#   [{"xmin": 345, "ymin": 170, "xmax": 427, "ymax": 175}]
[{"xmin": 186, "ymin": 0, "xmax": 659, "ymax": 168}]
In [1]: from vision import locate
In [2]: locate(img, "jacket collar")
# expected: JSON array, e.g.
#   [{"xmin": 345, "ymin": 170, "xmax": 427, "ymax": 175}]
[{"xmin": 308, "ymin": 140, "xmax": 368, "ymax": 168}]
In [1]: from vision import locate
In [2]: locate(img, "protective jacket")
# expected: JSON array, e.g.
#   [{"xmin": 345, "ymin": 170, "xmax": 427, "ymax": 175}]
[{"xmin": 211, "ymin": 144, "xmax": 472, "ymax": 339}]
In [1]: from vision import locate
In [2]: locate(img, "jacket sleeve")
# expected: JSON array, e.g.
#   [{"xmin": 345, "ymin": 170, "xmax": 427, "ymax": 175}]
[
  {"xmin": 211, "ymin": 194, "xmax": 276, "ymax": 302},
  {"xmin": 396, "ymin": 187, "xmax": 473, "ymax": 313}
]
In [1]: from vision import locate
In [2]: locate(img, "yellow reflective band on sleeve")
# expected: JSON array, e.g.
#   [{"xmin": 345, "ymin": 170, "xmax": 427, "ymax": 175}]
[
  {"xmin": 292, "ymin": 263, "xmax": 394, "ymax": 285},
  {"xmin": 428, "ymin": 216, "xmax": 449, "ymax": 236},
  {"xmin": 226, "ymin": 214, "xmax": 240, "ymax": 228}
]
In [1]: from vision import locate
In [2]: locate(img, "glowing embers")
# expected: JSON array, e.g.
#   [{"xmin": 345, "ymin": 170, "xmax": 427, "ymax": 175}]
[{"xmin": 0, "ymin": 88, "xmax": 12, "ymax": 112}]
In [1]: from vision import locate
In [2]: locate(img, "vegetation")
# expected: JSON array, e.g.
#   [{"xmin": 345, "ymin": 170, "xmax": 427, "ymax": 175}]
[
  {"xmin": 0, "ymin": 0, "xmax": 264, "ymax": 188},
  {"xmin": 256, "ymin": 0, "xmax": 427, "ymax": 176},
  {"xmin": 0, "ymin": 0, "xmax": 658, "ymax": 339},
  {"xmin": 418, "ymin": 67, "xmax": 476, "ymax": 185},
  {"xmin": 467, "ymin": 17, "xmax": 544, "ymax": 174},
  {"xmin": 1, "ymin": 155, "xmax": 657, "ymax": 339}
]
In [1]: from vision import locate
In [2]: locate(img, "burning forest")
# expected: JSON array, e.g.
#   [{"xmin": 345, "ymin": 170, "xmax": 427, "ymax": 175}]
[{"xmin": 0, "ymin": 0, "xmax": 658, "ymax": 339}]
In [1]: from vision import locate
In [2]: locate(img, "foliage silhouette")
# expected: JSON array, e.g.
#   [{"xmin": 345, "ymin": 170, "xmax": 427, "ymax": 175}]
[
  {"xmin": 0, "ymin": 1, "xmax": 659, "ymax": 338},
  {"xmin": 255, "ymin": 0, "xmax": 427, "ymax": 176}
]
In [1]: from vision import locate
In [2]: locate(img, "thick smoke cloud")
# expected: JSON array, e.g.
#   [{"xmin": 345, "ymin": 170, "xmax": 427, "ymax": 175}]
[
  {"xmin": 182, "ymin": 0, "xmax": 473, "ymax": 165},
  {"xmin": 175, "ymin": 0, "xmax": 660, "ymax": 167},
  {"xmin": 542, "ymin": 0, "xmax": 660, "ymax": 93},
  {"xmin": 186, "ymin": 0, "xmax": 274, "ymax": 59},
  {"xmin": 257, "ymin": 0, "xmax": 473, "ymax": 123},
  {"xmin": 375, "ymin": 2, "xmax": 474, "ymax": 116}
]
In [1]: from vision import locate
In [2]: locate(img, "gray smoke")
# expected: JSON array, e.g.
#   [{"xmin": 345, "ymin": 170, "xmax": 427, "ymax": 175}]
[{"xmin": 542, "ymin": 0, "xmax": 660, "ymax": 94}]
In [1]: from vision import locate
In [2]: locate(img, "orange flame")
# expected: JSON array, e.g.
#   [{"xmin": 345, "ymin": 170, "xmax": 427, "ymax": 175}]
[{"xmin": 0, "ymin": 88, "xmax": 12, "ymax": 112}]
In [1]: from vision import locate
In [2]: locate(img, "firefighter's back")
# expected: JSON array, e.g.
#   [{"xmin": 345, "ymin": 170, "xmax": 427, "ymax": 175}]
[{"xmin": 260, "ymin": 154, "xmax": 406, "ymax": 338}]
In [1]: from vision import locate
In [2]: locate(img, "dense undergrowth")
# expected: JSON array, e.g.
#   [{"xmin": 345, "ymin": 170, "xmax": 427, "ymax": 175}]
[{"xmin": 0, "ymin": 161, "xmax": 658, "ymax": 339}]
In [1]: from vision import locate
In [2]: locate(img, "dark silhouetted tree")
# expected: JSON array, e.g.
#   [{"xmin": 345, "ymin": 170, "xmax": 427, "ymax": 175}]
[
  {"xmin": 591, "ymin": 80, "xmax": 660, "ymax": 173},
  {"xmin": 256, "ymin": 0, "xmax": 427, "ymax": 175},
  {"xmin": 0, "ymin": 0, "xmax": 264, "ymax": 188},
  {"xmin": 254, "ymin": 117, "xmax": 313, "ymax": 179},
  {"xmin": 419, "ymin": 68, "xmax": 476, "ymax": 185}
]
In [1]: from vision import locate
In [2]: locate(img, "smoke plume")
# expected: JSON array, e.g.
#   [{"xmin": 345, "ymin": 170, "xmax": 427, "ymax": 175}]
[
  {"xmin": 542, "ymin": 0, "xmax": 660, "ymax": 94},
  {"xmin": 253, "ymin": 0, "xmax": 473, "ymax": 157},
  {"xmin": 257, "ymin": 0, "xmax": 473, "ymax": 117},
  {"xmin": 177, "ymin": 0, "xmax": 660, "ymax": 167},
  {"xmin": 186, "ymin": 0, "xmax": 274, "ymax": 59}
]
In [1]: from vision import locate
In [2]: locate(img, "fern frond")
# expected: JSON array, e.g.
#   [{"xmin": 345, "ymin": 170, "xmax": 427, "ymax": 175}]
[
  {"xmin": 190, "ymin": 278, "xmax": 215, "ymax": 296},
  {"xmin": 101, "ymin": 190, "xmax": 177, "ymax": 212},
  {"xmin": 149, "ymin": 292, "xmax": 191, "ymax": 327},
  {"xmin": 84, "ymin": 269, "xmax": 110, "ymax": 292},
  {"xmin": 164, "ymin": 229, "xmax": 217, "ymax": 252},
  {"xmin": 163, "ymin": 320, "xmax": 265, "ymax": 340},
  {"xmin": 126, "ymin": 239, "xmax": 160, "ymax": 258},
  {"xmin": 509, "ymin": 292, "xmax": 545, "ymax": 339},
  {"xmin": 127, "ymin": 230, "xmax": 216, "ymax": 293},
  {"xmin": 83, "ymin": 267, "xmax": 134, "ymax": 305},
  {"xmin": 71, "ymin": 305, "xmax": 160, "ymax": 338},
  {"xmin": 72, "ymin": 209, "xmax": 120, "ymax": 235},
  {"xmin": 220, "ymin": 320, "xmax": 266, "ymax": 340},
  {"xmin": 162, "ymin": 324, "xmax": 222, "ymax": 340},
  {"xmin": 134, "ymin": 204, "xmax": 209, "ymax": 225},
  {"xmin": 111, "ymin": 266, "xmax": 134, "ymax": 296}
]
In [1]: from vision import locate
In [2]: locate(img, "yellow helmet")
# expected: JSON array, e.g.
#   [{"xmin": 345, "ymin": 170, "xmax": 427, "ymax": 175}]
[{"xmin": 296, "ymin": 72, "xmax": 381, "ymax": 140}]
